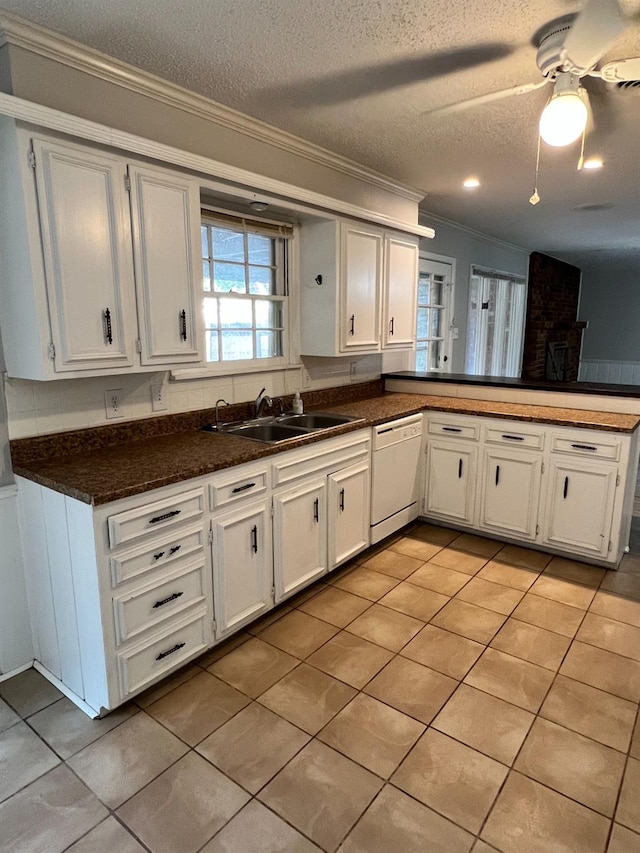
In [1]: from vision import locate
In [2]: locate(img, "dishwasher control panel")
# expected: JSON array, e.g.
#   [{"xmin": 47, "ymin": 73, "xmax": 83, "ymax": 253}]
[{"xmin": 373, "ymin": 414, "xmax": 423, "ymax": 450}]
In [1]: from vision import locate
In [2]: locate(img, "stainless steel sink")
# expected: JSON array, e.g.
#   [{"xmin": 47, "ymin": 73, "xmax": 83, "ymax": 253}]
[
  {"xmin": 277, "ymin": 413, "xmax": 360, "ymax": 429},
  {"xmin": 223, "ymin": 423, "xmax": 310, "ymax": 442},
  {"xmin": 200, "ymin": 410, "xmax": 363, "ymax": 443}
]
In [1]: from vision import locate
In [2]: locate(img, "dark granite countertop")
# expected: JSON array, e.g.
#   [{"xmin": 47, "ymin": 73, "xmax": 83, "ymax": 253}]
[
  {"xmin": 11, "ymin": 384, "xmax": 640, "ymax": 506},
  {"xmin": 384, "ymin": 371, "xmax": 640, "ymax": 399}
]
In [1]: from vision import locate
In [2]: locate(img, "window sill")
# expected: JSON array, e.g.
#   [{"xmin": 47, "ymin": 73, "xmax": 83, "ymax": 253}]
[{"xmin": 170, "ymin": 362, "xmax": 302, "ymax": 381}]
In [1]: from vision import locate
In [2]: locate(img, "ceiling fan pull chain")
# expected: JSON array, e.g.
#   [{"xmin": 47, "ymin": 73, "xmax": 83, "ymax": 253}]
[
  {"xmin": 529, "ymin": 134, "xmax": 542, "ymax": 205},
  {"xmin": 577, "ymin": 127, "xmax": 586, "ymax": 171}
]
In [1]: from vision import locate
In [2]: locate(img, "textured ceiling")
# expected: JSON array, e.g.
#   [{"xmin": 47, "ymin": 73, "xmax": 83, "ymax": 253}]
[{"xmin": 2, "ymin": 0, "xmax": 640, "ymax": 262}]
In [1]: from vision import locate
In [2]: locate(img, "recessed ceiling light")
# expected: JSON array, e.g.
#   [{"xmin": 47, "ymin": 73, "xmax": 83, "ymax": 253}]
[
  {"xmin": 463, "ymin": 177, "xmax": 480, "ymax": 189},
  {"xmin": 582, "ymin": 158, "xmax": 603, "ymax": 170}
]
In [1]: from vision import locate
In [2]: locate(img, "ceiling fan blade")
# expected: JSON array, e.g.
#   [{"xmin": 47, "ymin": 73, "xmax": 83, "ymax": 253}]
[
  {"xmin": 259, "ymin": 43, "xmax": 514, "ymax": 107},
  {"xmin": 561, "ymin": 0, "xmax": 626, "ymax": 73},
  {"xmin": 422, "ymin": 79, "xmax": 549, "ymax": 117},
  {"xmin": 598, "ymin": 57, "xmax": 640, "ymax": 82}
]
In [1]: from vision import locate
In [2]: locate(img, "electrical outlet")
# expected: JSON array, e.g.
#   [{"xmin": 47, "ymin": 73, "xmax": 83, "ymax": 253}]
[
  {"xmin": 151, "ymin": 383, "xmax": 168, "ymax": 412},
  {"xmin": 350, "ymin": 362, "xmax": 358, "ymax": 380},
  {"xmin": 301, "ymin": 366, "xmax": 311, "ymax": 389},
  {"xmin": 105, "ymin": 388, "xmax": 124, "ymax": 419}
]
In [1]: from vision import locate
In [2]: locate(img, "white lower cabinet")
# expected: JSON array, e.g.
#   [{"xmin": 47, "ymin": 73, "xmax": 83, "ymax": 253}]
[
  {"xmin": 211, "ymin": 499, "xmax": 272, "ymax": 637},
  {"xmin": 424, "ymin": 441, "xmax": 478, "ymax": 526},
  {"xmin": 478, "ymin": 447, "xmax": 542, "ymax": 541},
  {"xmin": 273, "ymin": 479, "xmax": 327, "ymax": 602},
  {"xmin": 541, "ymin": 457, "xmax": 618, "ymax": 559},
  {"xmin": 422, "ymin": 412, "xmax": 639, "ymax": 568},
  {"xmin": 328, "ymin": 462, "xmax": 370, "ymax": 569}
]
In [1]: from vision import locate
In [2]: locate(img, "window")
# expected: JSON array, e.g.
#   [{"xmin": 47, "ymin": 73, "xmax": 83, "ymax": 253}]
[
  {"xmin": 201, "ymin": 211, "xmax": 293, "ymax": 366},
  {"xmin": 415, "ymin": 257, "xmax": 453, "ymax": 372},
  {"xmin": 465, "ymin": 266, "xmax": 526, "ymax": 377}
]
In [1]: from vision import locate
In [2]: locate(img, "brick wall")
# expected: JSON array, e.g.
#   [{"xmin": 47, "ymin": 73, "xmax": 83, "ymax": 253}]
[{"xmin": 522, "ymin": 252, "xmax": 584, "ymax": 381}]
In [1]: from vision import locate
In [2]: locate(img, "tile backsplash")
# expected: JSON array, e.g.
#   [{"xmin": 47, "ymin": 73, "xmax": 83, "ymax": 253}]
[{"xmin": 4, "ymin": 351, "xmax": 411, "ymax": 439}]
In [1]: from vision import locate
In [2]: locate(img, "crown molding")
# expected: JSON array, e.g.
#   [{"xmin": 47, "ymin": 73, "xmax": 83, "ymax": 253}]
[
  {"xmin": 419, "ymin": 210, "xmax": 529, "ymax": 254},
  {"xmin": 0, "ymin": 92, "xmax": 435, "ymax": 238},
  {"xmin": 0, "ymin": 11, "xmax": 425, "ymax": 206}
]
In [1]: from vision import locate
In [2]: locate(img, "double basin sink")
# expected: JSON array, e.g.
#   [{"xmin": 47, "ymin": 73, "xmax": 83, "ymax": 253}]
[{"xmin": 202, "ymin": 412, "xmax": 364, "ymax": 443}]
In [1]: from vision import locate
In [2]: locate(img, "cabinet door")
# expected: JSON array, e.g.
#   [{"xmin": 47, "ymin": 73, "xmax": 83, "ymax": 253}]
[
  {"xmin": 273, "ymin": 479, "xmax": 327, "ymax": 602},
  {"xmin": 129, "ymin": 165, "xmax": 203, "ymax": 365},
  {"xmin": 328, "ymin": 462, "xmax": 370, "ymax": 570},
  {"xmin": 211, "ymin": 501, "xmax": 271, "ymax": 636},
  {"xmin": 425, "ymin": 441, "xmax": 478, "ymax": 526},
  {"xmin": 479, "ymin": 448, "xmax": 541, "ymax": 540},
  {"xmin": 33, "ymin": 139, "xmax": 136, "ymax": 371},
  {"xmin": 339, "ymin": 224, "xmax": 382, "ymax": 352},
  {"xmin": 382, "ymin": 236, "xmax": 419, "ymax": 349},
  {"xmin": 541, "ymin": 458, "xmax": 618, "ymax": 558}
]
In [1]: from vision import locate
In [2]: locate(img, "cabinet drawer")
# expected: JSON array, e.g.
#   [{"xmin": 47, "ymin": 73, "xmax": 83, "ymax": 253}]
[
  {"xmin": 113, "ymin": 560, "xmax": 207, "ymax": 644},
  {"xmin": 108, "ymin": 487, "xmax": 205, "ymax": 548},
  {"xmin": 117, "ymin": 608, "xmax": 209, "ymax": 698},
  {"xmin": 428, "ymin": 417, "xmax": 479, "ymax": 441},
  {"xmin": 550, "ymin": 433, "xmax": 621, "ymax": 461},
  {"xmin": 208, "ymin": 466, "xmax": 268, "ymax": 511},
  {"xmin": 485, "ymin": 425, "xmax": 544, "ymax": 450},
  {"xmin": 109, "ymin": 524, "xmax": 205, "ymax": 586}
]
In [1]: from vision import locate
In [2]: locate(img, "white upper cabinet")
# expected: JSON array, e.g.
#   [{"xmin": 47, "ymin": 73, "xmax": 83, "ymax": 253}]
[
  {"xmin": 382, "ymin": 235, "xmax": 419, "ymax": 349},
  {"xmin": 128, "ymin": 165, "xmax": 203, "ymax": 365},
  {"xmin": 0, "ymin": 121, "xmax": 204, "ymax": 379},
  {"xmin": 299, "ymin": 217, "xmax": 418, "ymax": 357},
  {"xmin": 33, "ymin": 138, "xmax": 138, "ymax": 373},
  {"xmin": 339, "ymin": 224, "xmax": 383, "ymax": 352}
]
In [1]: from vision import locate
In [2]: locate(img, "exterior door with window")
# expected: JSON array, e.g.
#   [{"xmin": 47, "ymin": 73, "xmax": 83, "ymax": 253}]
[{"xmin": 415, "ymin": 258, "xmax": 453, "ymax": 372}]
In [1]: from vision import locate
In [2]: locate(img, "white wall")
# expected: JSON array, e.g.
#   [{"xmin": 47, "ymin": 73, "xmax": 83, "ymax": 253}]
[
  {"xmin": 579, "ymin": 258, "xmax": 640, "ymax": 365},
  {"xmin": 419, "ymin": 214, "xmax": 529, "ymax": 374}
]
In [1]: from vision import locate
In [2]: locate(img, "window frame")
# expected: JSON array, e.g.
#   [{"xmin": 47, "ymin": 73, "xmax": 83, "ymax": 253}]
[
  {"xmin": 465, "ymin": 265, "xmax": 526, "ymax": 378},
  {"xmin": 196, "ymin": 207, "xmax": 298, "ymax": 376}
]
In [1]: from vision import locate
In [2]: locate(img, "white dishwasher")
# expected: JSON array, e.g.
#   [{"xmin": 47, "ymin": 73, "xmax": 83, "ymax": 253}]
[{"xmin": 370, "ymin": 413, "xmax": 423, "ymax": 543}]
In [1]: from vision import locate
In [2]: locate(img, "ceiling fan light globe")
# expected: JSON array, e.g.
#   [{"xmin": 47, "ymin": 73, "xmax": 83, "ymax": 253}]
[{"xmin": 539, "ymin": 92, "xmax": 588, "ymax": 147}]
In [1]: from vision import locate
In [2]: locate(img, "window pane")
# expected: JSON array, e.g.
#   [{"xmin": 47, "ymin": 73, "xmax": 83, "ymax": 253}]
[
  {"xmin": 417, "ymin": 307, "xmax": 429, "ymax": 339},
  {"xmin": 206, "ymin": 330, "xmax": 219, "ymax": 361},
  {"xmin": 203, "ymin": 298, "xmax": 218, "ymax": 328},
  {"xmin": 430, "ymin": 339, "xmax": 442, "ymax": 369},
  {"xmin": 212, "ymin": 227, "xmax": 244, "ymax": 262},
  {"xmin": 256, "ymin": 330, "xmax": 283, "ymax": 359},
  {"xmin": 203, "ymin": 260, "xmax": 212, "ymax": 292},
  {"xmin": 430, "ymin": 309, "xmax": 442, "ymax": 338},
  {"xmin": 221, "ymin": 330, "xmax": 253, "ymax": 360},
  {"xmin": 220, "ymin": 298, "xmax": 252, "ymax": 329},
  {"xmin": 431, "ymin": 279, "xmax": 443, "ymax": 305},
  {"xmin": 248, "ymin": 233, "xmax": 274, "ymax": 265},
  {"xmin": 248, "ymin": 265, "xmax": 275, "ymax": 295},
  {"xmin": 415, "ymin": 348, "xmax": 427, "ymax": 371},
  {"xmin": 255, "ymin": 300, "xmax": 282, "ymax": 328},
  {"xmin": 418, "ymin": 275, "xmax": 431, "ymax": 305},
  {"xmin": 213, "ymin": 262, "xmax": 246, "ymax": 294},
  {"xmin": 201, "ymin": 226, "xmax": 209, "ymax": 259}
]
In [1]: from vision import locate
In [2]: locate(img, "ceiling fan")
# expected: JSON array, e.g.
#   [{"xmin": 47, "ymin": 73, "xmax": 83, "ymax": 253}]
[{"xmin": 427, "ymin": 0, "xmax": 640, "ymax": 147}]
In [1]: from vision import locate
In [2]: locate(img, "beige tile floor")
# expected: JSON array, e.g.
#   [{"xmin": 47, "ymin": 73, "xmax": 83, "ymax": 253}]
[{"xmin": 2, "ymin": 521, "xmax": 640, "ymax": 852}]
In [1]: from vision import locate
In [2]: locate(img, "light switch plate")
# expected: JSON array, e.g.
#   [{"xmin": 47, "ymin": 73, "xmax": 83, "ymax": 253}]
[{"xmin": 151, "ymin": 383, "xmax": 168, "ymax": 412}]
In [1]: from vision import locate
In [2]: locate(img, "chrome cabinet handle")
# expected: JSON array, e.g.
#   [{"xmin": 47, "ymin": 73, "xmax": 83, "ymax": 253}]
[
  {"xmin": 313, "ymin": 498, "xmax": 320, "ymax": 522},
  {"xmin": 339, "ymin": 488, "xmax": 345, "ymax": 512},
  {"xmin": 251, "ymin": 525, "xmax": 258, "ymax": 553},
  {"xmin": 502, "ymin": 434, "xmax": 524, "ymax": 441},
  {"xmin": 495, "ymin": 465, "xmax": 500, "ymax": 486},
  {"xmin": 232, "ymin": 482, "xmax": 256, "ymax": 494},
  {"xmin": 458, "ymin": 458, "xmax": 463, "ymax": 478},
  {"xmin": 179, "ymin": 309, "xmax": 187, "ymax": 342},
  {"xmin": 349, "ymin": 314, "xmax": 355, "ymax": 335},
  {"xmin": 149, "ymin": 510, "xmax": 181, "ymax": 524},
  {"xmin": 389, "ymin": 317, "xmax": 394, "ymax": 336},
  {"xmin": 571, "ymin": 443, "xmax": 597, "ymax": 451},
  {"xmin": 563, "ymin": 476, "xmax": 569, "ymax": 499}
]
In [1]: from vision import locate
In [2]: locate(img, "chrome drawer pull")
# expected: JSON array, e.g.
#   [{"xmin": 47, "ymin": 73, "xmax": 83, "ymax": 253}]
[
  {"xmin": 502, "ymin": 434, "xmax": 524, "ymax": 441},
  {"xmin": 571, "ymin": 443, "xmax": 597, "ymax": 451},
  {"xmin": 152, "ymin": 591, "xmax": 184, "ymax": 609},
  {"xmin": 149, "ymin": 510, "xmax": 181, "ymax": 524},
  {"xmin": 232, "ymin": 482, "xmax": 256, "ymax": 493},
  {"xmin": 155, "ymin": 641, "xmax": 185, "ymax": 661}
]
